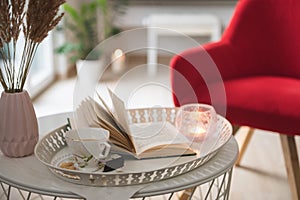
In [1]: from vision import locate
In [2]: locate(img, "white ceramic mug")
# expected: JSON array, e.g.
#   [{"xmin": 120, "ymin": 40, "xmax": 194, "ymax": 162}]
[{"xmin": 65, "ymin": 128, "xmax": 111, "ymax": 160}]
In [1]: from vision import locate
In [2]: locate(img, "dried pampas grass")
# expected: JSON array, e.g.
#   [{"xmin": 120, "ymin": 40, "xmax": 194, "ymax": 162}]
[{"xmin": 0, "ymin": 0, "xmax": 65, "ymax": 93}]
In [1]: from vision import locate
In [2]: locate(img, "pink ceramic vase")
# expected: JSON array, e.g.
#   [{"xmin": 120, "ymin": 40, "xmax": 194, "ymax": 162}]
[{"xmin": 0, "ymin": 90, "xmax": 39, "ymax": 157}]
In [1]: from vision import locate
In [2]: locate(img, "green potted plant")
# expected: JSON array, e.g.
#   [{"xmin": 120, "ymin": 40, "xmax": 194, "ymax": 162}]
[{"xmin": 55, "ymin": 0, "xmax": 126, "ymax": 74}]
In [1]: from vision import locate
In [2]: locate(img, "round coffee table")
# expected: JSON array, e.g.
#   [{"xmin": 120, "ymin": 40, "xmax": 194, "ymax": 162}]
[{"xmin": 0, "ymin": 112, "xmax": 238, "ymax": 199}]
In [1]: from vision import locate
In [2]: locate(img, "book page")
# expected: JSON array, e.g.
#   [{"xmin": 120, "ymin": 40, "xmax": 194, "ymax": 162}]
[
  {"xmin": 91, "ymin": 98, "xmax": 122, "ymax": 132},
  {"xmin": 129, "ymin": 122, "xmax": 191, "ymax": 156},
  {"xmin": 96, "ymin": 92, "xmax": 128, "ymax": 135},
  {"xmin": 108, "ymin": 88, "xmax": 131, "ymax": 135},
  {"xmin": 96, "ymin": 91, "xmax": 135, "ymax": 151},
  {"xmin": 84, "ymin": 99, "xmax": 100, "ymax": 127},
  {"xmin": 74, "ymin": 102, "xmax": 90, "ymax": 128}
]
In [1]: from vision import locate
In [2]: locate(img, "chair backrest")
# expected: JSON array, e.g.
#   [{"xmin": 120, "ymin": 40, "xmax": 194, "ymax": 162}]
[{"xmin": 222, "ymin": 0, "xmax": 300, "ymax": 78}]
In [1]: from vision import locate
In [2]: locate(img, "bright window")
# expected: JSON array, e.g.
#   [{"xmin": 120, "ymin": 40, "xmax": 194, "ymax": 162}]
[{"xmin": 25, "ymin": 32, "xmax": 55, "ymax": 97}]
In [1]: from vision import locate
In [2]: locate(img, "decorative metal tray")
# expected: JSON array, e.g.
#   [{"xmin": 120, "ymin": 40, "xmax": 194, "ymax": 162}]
[{"xmin": 35, "ymin": 107, "xmax": 232, "ymax": 186}]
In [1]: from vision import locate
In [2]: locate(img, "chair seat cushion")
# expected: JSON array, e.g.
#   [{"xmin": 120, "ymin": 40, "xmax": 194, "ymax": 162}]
[{"xmin": 199, "ymin": 76, "xmax": 300, "ymax": 135}]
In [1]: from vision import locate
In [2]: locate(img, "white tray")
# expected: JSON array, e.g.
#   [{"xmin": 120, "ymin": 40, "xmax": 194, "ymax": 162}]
[{"xmin": 35, "ymin": 107, "xmax": 232, "ymax": 186}]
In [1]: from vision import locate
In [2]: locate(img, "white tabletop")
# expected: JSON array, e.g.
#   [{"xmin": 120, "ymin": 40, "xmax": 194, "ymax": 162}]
[{"xmin": 0, "ymin": 112, "xmax": 238, "ymax": 199}]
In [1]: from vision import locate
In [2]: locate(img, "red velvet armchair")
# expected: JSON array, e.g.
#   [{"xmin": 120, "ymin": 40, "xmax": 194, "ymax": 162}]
[{"xmin": 170, "ymin": 0, "xmax": 300, "ymax": 199}]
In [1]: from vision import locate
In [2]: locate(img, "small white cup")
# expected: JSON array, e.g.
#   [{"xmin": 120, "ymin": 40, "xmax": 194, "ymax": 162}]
[{"xmin": 65, "ymin": 128, "xmax": 111, "ymax": 161}]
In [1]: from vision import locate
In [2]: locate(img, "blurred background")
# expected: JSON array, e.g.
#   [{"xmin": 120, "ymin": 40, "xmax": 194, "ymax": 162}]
[{"xmin": 4, "ymin": 1, "xmax": 298, "ymax": 199}]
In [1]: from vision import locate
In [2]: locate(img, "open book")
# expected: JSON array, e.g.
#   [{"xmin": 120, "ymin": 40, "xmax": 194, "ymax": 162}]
[{"xmin": 74, "ymin": 89, "xmax": 195, "ymax": 159}]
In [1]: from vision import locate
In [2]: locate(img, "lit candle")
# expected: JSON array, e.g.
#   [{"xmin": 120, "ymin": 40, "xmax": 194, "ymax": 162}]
[
  {"xmin": 111, "ymin": 49, "xmax": 125, "ymax": 74},
  {"xmin": 188, "ymin": 126, "xmax": 207, "ymax": 142}
]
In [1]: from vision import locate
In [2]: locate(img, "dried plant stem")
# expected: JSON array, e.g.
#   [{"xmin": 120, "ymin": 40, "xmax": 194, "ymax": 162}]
[
  {"xmin": 0, "ymin": 48, "xmax": 11, "ymax": 90},
  {"xmin": 0, "ymin": 50, "xmax": 8, "ymax": 90},
  {"xmin": 16, "ymin": 38, "xmax": 29, "ymax": 90},
  {"xmin": 6, "ymin": 44, "xmax": 12, "ymax": 86},
  {"xmin": 16, "ymin": 39, "xmax": 37, "ymax": 91},
  {"xmin": 0, "ymin": 0, "xmax": 65, "ymax": 93},
  {"xmin": 12, "ymin": 40, "xmax": 16, "ymax": 90},
  {"xmin": 2, "ymin": 46, "xmax": 12, "ymax": 90},
  {"xmin": 16, "ymin": 39, "xmax": 31, "ymax": 89},
  {"xmin": 20, "ymin": 42, "xmax": 38, "ymax": 90},
  {"xmin": 0, "ymin": 74, "xmax": 7, "ymax": 90},
  {"xmin": 2, "ymin": 40, "xmax": 21, "ymax": 93}
]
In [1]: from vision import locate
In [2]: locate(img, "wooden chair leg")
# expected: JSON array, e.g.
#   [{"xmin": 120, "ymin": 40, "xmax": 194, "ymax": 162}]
[
  {"xmin": 179, "ymin": 187, "xmax": 196, "ymax": 200},
  {"xmin": 280, "ymin": 135, "xmax": 300, "ymax": 200},
  {"xmin": 232, "ymin": 125, "xmax": 241, "ymax": 136},
  {"xmin": 235, "ymin": 128, "xmax": 255, "ymax": 166}
]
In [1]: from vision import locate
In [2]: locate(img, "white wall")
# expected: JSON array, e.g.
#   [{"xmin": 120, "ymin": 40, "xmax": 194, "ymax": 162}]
[
  {"xmin": 111, "ymin": 1, "xmax": 237, "ymax": 57},
  {"xmin": 117, "ymin": 1, "xmax": 237, "ymax": 30}
]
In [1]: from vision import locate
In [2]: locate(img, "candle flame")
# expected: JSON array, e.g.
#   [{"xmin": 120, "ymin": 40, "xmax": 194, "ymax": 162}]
[
  {"xmin": 190, "ymin": 126, "xmax": 206, "ymax": 135},
  {"xmin": 114, "ymin": 49, "xmax": 124, "ymax": 58}
]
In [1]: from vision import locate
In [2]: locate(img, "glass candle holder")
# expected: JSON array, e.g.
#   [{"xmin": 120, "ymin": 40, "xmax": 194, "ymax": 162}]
[{"xmin": 175, "ymin": 104, "xmax": 217, "ymax": 142}]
